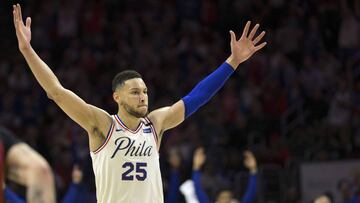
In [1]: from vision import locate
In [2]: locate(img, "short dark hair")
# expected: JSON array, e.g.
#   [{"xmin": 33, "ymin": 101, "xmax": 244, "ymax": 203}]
[{"xmin": 112, "ymin": 70, "xmax": 142, "ymax": 91}]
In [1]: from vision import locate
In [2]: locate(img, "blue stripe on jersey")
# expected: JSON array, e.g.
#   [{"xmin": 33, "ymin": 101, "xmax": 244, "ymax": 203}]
[{"xmin": 143, "ymin": 128, "xmax": 152, "ymax": 133}]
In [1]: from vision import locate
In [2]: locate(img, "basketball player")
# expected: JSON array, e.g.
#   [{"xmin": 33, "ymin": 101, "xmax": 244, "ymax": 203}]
[
  {"xmin": 13, "ymin": 4, "xmax": 266, "ymax": 203},
  {"xmin": 0, "ymin": 127, "xmax": 55, "ymax": 203}
]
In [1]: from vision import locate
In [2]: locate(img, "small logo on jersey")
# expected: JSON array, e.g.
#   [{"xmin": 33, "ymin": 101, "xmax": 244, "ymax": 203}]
[
  {"xmin": 143, "ymin": 128, "xmax": 152, "ymax": 133},
  {"xmin": 115, "ymin": 128, "xmax": 123, "ymax": 132}
]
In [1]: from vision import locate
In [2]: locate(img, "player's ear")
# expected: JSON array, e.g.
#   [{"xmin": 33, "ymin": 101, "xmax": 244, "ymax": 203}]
[{"xmin": 113, "ymin": 91, "xmax": 120, "ymax": 103}]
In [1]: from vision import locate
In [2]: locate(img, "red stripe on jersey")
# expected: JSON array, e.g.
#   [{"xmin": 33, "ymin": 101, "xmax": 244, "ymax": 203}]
[
  {"xmin": 145, "ymin": 117, "xmax": 159, "ymax": 148},
  {"xmin": 93, "ymin": 121, "xmax": 115, "ymax": 154}
]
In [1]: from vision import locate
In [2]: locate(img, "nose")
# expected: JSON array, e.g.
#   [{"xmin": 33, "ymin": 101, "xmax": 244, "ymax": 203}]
[{"xmin": 139, "ymin": 93, "xmax": 146, "ymax": 103}]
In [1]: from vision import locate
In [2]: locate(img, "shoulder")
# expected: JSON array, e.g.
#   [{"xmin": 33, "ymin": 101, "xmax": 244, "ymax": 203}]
[
  {"xmin": 147, "ymin": 107, "xmax": 170, "ymax": 125},
  {"xmin": 147, "ymin": 107, "xmax": 170, "ymax": 134}
]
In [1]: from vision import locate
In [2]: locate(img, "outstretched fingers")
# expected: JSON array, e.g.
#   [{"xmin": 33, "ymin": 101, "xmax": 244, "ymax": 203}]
[
  {"xmin": 241, "ymin": 21, "xmax": 251, "ymax": 39},
  {"xmin": 253, "ymin": 31, "xmax": 265, "ymax": 45},
  {"xmin": 254, "ymin": 42, "xmax": 267, "ymax": 52},
  {"xmin": 248, "ymin": 24, "xmax": 259, "ymax": 40},
  {"xmin": 26, "ymin": 17, "xmax": 31, "ymax": 29},
  {"xmin": 13, "ymin": 5, "xmax": 17, "ymax": 27},
  {"xmin": 17, "ymin": 4, "xmax": 23, "ymax": 23},
  {"xmin": 229, "ymin": 30, "xmax": 237, "ymax": 44}
]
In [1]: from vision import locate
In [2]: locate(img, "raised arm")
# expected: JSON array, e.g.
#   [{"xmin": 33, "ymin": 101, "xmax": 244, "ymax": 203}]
[
  {"xmin": 192, "ymin": 148, "xmax": 212, "ymax": 203},
  {"xmin": 148, "ymin": 21, "xmax": 266, "ymax": 142},
  {"xmin": 241, "ymin": 151, "xmax": 258, "ymax": 203},
  {"xmin": 60, "ymin": 165, "xmax": 83, "ymax": 203},
  {"xmin": 165, "ymin": 149, "xmax": 182, "ymax": 203},
  {"xmin": 12, "ymin": 5, "xmax": 111, "ymax": 143}
]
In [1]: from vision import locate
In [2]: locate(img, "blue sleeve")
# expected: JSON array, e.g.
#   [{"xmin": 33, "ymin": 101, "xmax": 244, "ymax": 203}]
[
  {"xmin": 240, "ymin": 175, "xmax": 257, "ymax": 203},
  {"xmin": 61, "ymin": 183, "xmax": 81, "ymax": 203},
  {"xmin": 4, "ymin": 187, "xmax": 26, "ymax": 203},
  {"xmin": 165, "ymin": 170, "xmax": 181, "ymax": 203},
  {"xmin": 192, "ymin": 171, "xmax": 212, "ymax": 203},
  {"xmin": 182, "ymin": 62, "xmax": 234, "ymax": 119}
]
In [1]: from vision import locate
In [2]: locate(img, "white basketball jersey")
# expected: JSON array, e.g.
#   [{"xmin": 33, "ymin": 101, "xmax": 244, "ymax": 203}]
[{"xmin": 90, "ymin": 115, "xmax": 163, "ymax": 203}]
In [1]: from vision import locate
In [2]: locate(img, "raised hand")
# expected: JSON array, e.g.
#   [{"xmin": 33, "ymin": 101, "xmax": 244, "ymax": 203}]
[
  {"xmin": 72, "ymin": 165, "xmax": 83, "ymax": 184},
  {"xmin": 243, "ymin": 150, "xmax": 258, "ymax": 174},
  {"xmin": 227, "ymin": 21, "xmax": 266, "ymax": 68},
  {"xmin": 193, "ymin": 147, "xmax": 206, "ymax": 171},
  {"xmin": 168, "ymin": 149, "xmax": 182, "ymax": 170},
  {"xmin": 13, "ymin": 4, "xmax": 32, "ymax": 51}
]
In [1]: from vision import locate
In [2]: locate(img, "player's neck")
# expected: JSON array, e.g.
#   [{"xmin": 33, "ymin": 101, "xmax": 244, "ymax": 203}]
[{"xmin": 117, "ymin": 110, "xmax": 142, "ymax": 131}]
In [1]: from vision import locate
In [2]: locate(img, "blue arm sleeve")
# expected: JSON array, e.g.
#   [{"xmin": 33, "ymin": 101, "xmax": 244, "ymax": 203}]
[
  {"xmin": 61, "ymin": 183, "xmax": 81, "ymax": 203},
  {"xmin": 165, "ymin": 170, "xmax": 181, "ymax": 203},
  {"xmin": 192, "ymin": 171, "xmax": 212, "ymax": 203},
  {"xmin": 240, "ymin": 174, "xmax": 257, "ymax": 203},
  {"xmin": 182, "ymin": 62, "xmax": 234, "ymax": 119},
  {"xmin": 4, "ymin": 187, "xmax": 26, "ymax": 203}
]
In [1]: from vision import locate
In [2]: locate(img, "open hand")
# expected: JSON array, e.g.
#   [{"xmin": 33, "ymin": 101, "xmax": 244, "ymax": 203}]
[
  {"xmin": 72, "ymin": 165, "xmax": 83, "ymax": 184},
  {"xmin": 243, "ymin": 150, "xmax": 257, "ymax": 174},
  {"xmin": 193, "ymin": 147, "xmax": 206, "ymax": 171},
  {"xmin": 168, "ymin": 149, "xmax": 182, "ymax": 169},
  {"xmin": 13, "ymin": 4, "xmax": 32, "ymax": 51},
  {"xmin": 227, "ymin": 21, "xmax": 266, "ymax": 68}
]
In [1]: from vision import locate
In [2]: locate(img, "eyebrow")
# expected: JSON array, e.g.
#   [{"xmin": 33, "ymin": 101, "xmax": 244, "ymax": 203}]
[{"xmin": 128, "ymin": 87, "xmax": 147, "ymax": 91}]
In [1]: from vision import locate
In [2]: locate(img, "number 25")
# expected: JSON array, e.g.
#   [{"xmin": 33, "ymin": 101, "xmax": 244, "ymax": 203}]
[{"xmin": 122, "ymin": 162, "xmax": 147, "ymax": 181}]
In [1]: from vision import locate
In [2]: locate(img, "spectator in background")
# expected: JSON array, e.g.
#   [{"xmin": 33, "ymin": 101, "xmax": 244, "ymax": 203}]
[
  {"xmin": 5, "ymin": 164, "xmax": 85, "ymax": 203},
  {"xmin": 0, "ymin": 127, "xmax": 55, "ymax": 203},
  {"xmin": 313, "ymin": 192, "xmax": 334, "ymax": 203},
  {"xmin": 192, "ymin": 148, "xmax": 257, "ymax": 203},
  {"xmin": 338, "ymin": 178, "xmax": 360, "ymax": 203},
  {"xmin": 165, "ymin": 147, "xmax": 258, "ymax": 203},
  {"xmin": 165, "ymin": 148, "xmax": 182, "ymax": 203}
]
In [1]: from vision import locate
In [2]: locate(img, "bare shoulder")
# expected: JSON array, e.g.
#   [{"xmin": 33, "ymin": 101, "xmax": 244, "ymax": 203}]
[
  {"xmin": 86, "ymin": 106, "xmax": 114, "ymax": 151},
  {"xmin": 148, "ymin": 100, "xmax": 185, "ymax": 132},
  {"xmin": 88, "ymin": 105, "xmax": 112, "ymax": 129},
  {"xmin": 148, "ymin": 107, "xmax": 171, "ymax": 119},
  {"xmin": 148, "ymin": 107, "xmax": 170, "ymax": 125},
  {"xmin": 147, "ymin": 107, "xmax": 170, "ymax": 134}
]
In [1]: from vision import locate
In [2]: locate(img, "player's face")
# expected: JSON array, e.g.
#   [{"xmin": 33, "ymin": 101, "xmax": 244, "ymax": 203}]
[
  {"xmin": 116, "ymin": 78, "xmax": 148, "ymax": 118},
  {"xmin": 216, "ymin": 190, "xmax": 233, "ymax": 203}
]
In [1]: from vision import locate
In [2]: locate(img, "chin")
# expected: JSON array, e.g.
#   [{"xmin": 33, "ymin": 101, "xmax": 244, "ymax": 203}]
[
  {"xmin": 138, "ymin": 108, "xmax": 148, "ymax": 115},
  {"xmin": 140, "ymin": 110, "xmax": 148, "ymax": 117},
  {"xmin": 131, "ymin": 110, "xmax": 148, "ymax": 118}
]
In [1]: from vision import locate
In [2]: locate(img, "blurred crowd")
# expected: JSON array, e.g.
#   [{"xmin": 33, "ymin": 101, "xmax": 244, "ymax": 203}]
[{"xmin": 0, "ymin": 0, "xmax": 360, "ymax": 202}]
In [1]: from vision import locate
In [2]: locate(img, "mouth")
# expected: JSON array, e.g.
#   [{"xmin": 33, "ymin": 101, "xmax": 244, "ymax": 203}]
[{"xmin": 138, "ymin": 105, "xmax": 148, "ymax": 108}]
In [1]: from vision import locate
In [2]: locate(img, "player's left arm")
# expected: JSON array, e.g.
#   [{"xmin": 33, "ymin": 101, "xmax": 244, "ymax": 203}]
[{"xmin": 148, "ymin": 21, "xmax": 266, "ymax": 141}]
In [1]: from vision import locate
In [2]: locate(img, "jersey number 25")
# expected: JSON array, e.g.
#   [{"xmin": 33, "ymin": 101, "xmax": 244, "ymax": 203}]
[{"xmin": 122, "ymin": 162, "xmax": 147, "ymax": 181}]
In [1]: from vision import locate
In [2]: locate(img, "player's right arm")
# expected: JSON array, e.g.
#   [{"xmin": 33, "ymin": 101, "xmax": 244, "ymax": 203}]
[{"xmin": 12, "ymin": 4, "xmax": 111, "ymax": 136}]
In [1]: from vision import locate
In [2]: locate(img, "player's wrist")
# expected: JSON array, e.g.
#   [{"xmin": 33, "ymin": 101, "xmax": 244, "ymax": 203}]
[
  {"xmin": 193, "ymin": 164, "xmax": 201, "ymax": 171},
  {"xmin": 19, "ymin": 41, "xmax": 31, "ymax": 49},
  {"xmin": 249, "ymin": 167, "xmax": 258, "ymax": 175},
  {"xmin": 19, "ymin": 44, "xmax": 33, "ymax": 54},
  {"xmin": 226, "ymin": 55, "xmax": 241, "ymax": 70}
]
